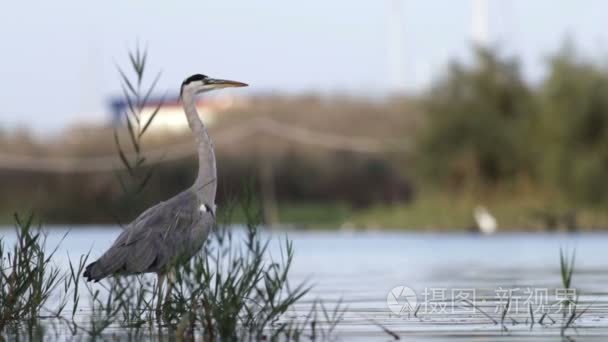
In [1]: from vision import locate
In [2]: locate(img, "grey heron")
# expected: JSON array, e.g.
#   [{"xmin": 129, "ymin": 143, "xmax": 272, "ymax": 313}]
[{"xmin": 83, "ymin": 74, "xmax": 248, "ymax": 309}]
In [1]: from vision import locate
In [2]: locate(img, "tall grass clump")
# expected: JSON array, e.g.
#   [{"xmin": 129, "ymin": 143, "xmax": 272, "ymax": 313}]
[
  {"xmin": 0, "ymin": 214, "xmax": 64, "ymax": 332},
  {"xmin": 161, "ymin": 186, "xmax": 311, "ymax": 340}
]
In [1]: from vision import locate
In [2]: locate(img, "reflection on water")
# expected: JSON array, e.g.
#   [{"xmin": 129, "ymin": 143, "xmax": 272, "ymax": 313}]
[{"xmin": 2, "ymin": 226, "xmax": 608, "ymax": 340}]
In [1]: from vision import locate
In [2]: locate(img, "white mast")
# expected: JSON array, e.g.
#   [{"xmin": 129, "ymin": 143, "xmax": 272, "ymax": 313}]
[
  {"xmin": 388, "ymin": 0, "xmax": 406, "ymax": 93},
  {"xmin": 471, "ymin": 0, "xmax": 489, "ymax": 47}
]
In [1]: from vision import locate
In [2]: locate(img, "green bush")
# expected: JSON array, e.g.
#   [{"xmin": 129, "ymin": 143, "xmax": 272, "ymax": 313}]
[
  {"xmin": 538, "ymin": 44, "xmax": 608, "ymax": 205},
  {"xmin": 417, "ymin": 47, "xmax": 537, "ymax": 191}
]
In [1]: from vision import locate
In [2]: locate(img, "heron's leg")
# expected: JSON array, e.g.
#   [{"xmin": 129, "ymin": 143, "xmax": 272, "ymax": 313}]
[
  {"xmin": 155, "ymin": 273, "xmax": 166, "ymax": 314},
  {"xmin": 163, "ymin": 269, "xmax": 175, "ymax": 307}
]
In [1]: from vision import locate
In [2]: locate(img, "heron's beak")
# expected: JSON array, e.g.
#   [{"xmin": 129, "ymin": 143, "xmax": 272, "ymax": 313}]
[{"xmin": 206, "ymin": 78, "xmax": 249, "ymax": 89}]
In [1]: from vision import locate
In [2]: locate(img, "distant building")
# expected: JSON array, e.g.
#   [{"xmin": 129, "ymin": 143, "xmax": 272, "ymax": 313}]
[{"xmin": 108, "ymin": 93, "xmax": 246, "ymax": 133}]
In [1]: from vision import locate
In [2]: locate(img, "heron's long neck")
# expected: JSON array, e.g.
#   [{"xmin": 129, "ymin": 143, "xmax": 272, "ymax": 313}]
[{"xmin": 182, "ymin": 90, "xmax": 216, "ymax": 202}]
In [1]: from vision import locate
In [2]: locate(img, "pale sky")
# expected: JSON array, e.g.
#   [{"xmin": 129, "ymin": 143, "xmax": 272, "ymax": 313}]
[{"xmin": 0, "ymin": 0, "xmax": 605, "ymax": 135}]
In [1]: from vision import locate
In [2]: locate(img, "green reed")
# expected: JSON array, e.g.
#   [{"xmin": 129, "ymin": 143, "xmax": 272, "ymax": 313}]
[
  {"xmin": 161, "ymin": 185, "xmax": 312, "ymax": 340},
  {"xmin": 0, "ymin": 214, "xmax": 64, "ymax": 332}
]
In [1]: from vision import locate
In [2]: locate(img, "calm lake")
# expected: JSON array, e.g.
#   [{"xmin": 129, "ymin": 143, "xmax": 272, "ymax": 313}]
[{"xmin": 2, "ymin": 226, "xmax": 608, "ymax": 340}]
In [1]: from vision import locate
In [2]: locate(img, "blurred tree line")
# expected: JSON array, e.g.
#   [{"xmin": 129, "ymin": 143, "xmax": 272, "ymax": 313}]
[
  {"xmin": 0, "ymin": 95, "xmax": 414, "ymax": 225},
  {"xmin": 2, "ymin": 43, "xmax": 608, "ymax": 228},
  {"xmin": 416, "ymin": 43, "xmax": 608, "ymax": 209}
]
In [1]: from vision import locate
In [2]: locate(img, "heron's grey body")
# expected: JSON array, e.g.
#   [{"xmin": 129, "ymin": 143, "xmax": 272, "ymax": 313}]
[
  {"xmin": 83, "ymin": 74, "xmax": 247, "ymax": 289},
  {"xmin": 83, "ymin": 189, "xmax": 213, "ymax": 280}
]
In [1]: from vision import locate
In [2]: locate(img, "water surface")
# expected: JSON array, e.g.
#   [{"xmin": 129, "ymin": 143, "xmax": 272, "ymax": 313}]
[{"xmin": 2, "ymin": 226, "xmax": 607, "ymax": 340}]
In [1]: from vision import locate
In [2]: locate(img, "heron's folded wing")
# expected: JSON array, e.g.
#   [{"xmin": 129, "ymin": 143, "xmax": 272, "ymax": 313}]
[{"xmin": 99, "ymin": 193, "xmax": 200, "ymax": 275}]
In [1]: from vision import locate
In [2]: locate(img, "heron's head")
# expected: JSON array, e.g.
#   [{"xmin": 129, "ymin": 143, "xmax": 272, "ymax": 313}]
[{"xmin": 180, "ymin": 74, "xmax": 248, "ymax": 97}]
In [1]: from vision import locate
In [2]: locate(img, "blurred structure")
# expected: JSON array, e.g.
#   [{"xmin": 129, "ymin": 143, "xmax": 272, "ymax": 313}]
[
  {"xmin": 0, "ymin": 93, "xmax": 414, "ymax": 226},
  {"xmin": 109, "ymin": 94, "xmax": 248, "ymax": 134}
]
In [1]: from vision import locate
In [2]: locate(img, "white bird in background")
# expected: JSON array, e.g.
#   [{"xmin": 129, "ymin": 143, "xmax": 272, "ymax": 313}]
[{"xmin": 474, "ymin": 205, "xmax": 497, "ymax": 235}]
